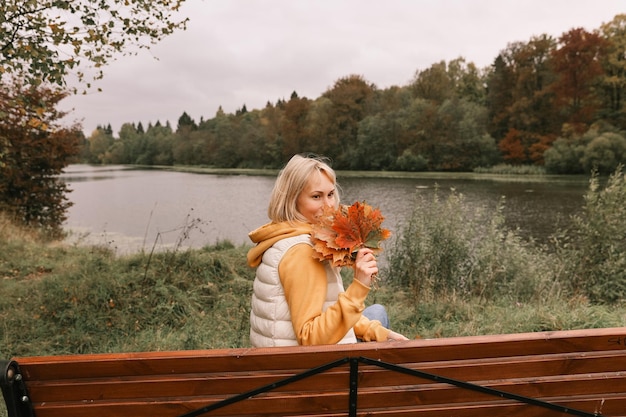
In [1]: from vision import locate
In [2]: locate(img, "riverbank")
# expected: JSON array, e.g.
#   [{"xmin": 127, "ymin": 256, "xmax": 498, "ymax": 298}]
[{"xmin": 157, "ymin": 163, "xmax": 589, "ymax": 183}]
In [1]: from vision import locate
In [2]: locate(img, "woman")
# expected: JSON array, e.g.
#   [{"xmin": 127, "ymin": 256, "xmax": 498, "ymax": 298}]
[{"xmin": 247, "ymin": 154, "xmax": 408, "ymax": 347}]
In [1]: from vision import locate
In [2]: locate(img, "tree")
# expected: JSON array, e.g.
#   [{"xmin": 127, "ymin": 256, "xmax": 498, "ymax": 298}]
[
  {"xmin": 412, "ymin": 57, "xmax": 486, "ymax": 105},
  {"xmin": 129, "ymin": 121, "xmax": 173, "ymax": 165},
  {"xmin": 486, "ymin": 54, "xmax": 515, "ymax": 140},
  {"xmin": 551, "ymin": 28, "xmax": 608, "ymax": 131},
  {"xmin": 0, "ymin": 81, "xmax": 82, "ymax": 235},
  {"xmin": 449, "ymin": 58, "xmax": 487, "ymax": 105},
  {"xmin": 280, "ymin": 94, "xmax": 312, "ymax": 159},
  {"xmin": 0, "ymin": 0, "xmax": 188, "ymax": 89},
  {"xmin": 320, "ymin": 74, "xmax": 376, "ymax": 168},
  {"xmin": 106, "ymin": 122, "xmax": 143, "ymax": 164},
  {"xmin": 87, "ymin": 127, "xmax": 114, "ymax": 163},
  {"xmin": 487, "ymin": 36, "xmax": 561, "ymax": 162},
  {"xmin": 411, "ymin": 60, "xmax": 454, "ymax": 103},
  {"xmin": 1, "ymin": 0, "xmax": 187, "ymax": 234},
  {"xmin": 354, "ymin": 113, "xmax": 402, "ymax": 170},
  {"xmin": 599, "ymin": 14, "xmax": 626, "ymax": 128},
  {"xmin": 498, "ymin": 128, "xmax": 530, "ymax": 164},
  {"xmin": 177, "ymin": 111, "xmax": 197, "ymax": 133},
  {"xmin": 504, "ymin": 36, "xmax": 559, "ymax": 135}
]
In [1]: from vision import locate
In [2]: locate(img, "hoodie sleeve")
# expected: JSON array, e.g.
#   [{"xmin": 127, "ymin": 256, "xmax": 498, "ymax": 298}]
[
  {"xmin": 353, "ymin": 314, "xmax": 390, "ymax": 342},
  {"xmin": 279, "ymin": 243, "xmax": 387, "ymax": 345}
]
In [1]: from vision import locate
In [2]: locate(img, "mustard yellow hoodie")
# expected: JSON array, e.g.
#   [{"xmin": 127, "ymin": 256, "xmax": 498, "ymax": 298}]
[{"xmin": 248, "ymin": 221, "xmax": 390, "ymax": 345}]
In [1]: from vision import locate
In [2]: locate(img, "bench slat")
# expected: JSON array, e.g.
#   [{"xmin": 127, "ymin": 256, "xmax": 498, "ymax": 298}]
[
  {"xmin": 25, "ymin": 391, "xmax": 626, "ymax": 417},
  {"xmin": 22, "ymin": 349, "xmax": 624, "ymax": 402},
  {"xmin": 16, "ymin": 327, "xmax": 626, "ymax": 379},
  {"xmin": 3, "ymin": 327, "xmax": 625, "ymax": 417}
]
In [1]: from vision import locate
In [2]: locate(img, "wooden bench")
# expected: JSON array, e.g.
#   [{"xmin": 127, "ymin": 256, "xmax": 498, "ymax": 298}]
[{"xmin": 2, "ymin": 327, "xmax": 626, "ymax": 417}]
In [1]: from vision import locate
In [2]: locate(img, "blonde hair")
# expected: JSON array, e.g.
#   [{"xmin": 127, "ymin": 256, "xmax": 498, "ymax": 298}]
[{"xmin": 268, "ymin": 154, "xmax": 340, "ymax": 223}]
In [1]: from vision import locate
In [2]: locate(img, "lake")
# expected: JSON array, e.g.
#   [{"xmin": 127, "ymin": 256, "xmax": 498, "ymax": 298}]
[{"xmin": 60, "ymin": 165, "xmax": 589, "ymax": 254}]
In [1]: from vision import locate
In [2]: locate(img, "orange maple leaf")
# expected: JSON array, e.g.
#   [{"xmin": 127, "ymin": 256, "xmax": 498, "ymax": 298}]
[{"xmin": 311, "ymin": 201, "xmax": 391, "ymax": 267}]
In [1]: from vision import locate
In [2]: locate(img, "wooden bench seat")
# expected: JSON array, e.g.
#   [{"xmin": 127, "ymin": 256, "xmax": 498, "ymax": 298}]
[{"xmin": 2, "ymin": 327, "xmax": 626, "ymax": 417}]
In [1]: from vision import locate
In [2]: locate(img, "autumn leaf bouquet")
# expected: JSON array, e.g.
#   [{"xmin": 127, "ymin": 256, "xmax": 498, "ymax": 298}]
[{"xmin": 311, "ymin": 201, "xmax": 391, "ymax": 268}]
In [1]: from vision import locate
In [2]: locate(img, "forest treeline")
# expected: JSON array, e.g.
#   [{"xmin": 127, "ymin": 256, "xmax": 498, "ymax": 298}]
[{"xmin": 82, "ymin": 15, "xmax": 626, "ymax": 173}]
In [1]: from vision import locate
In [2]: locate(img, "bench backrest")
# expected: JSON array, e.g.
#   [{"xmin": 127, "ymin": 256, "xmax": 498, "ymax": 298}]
[{"xmin": 2, "ymin": 327, "xmax": 626, "ymax": 417}]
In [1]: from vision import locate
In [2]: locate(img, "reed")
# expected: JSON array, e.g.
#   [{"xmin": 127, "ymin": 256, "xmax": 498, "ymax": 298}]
[{"xmin": 474, "ymin": 163, "xmax": 547, "ymax": 175}]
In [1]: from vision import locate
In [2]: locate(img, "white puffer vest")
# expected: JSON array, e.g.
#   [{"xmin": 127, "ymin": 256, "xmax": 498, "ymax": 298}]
[{"xmin": 249, "ymin": 234, "xmax": 357, "ymax": 347}]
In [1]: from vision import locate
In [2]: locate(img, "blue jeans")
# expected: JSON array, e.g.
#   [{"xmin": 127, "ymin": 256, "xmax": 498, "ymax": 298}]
[{"xmin": 362, "ymin": 304, "xmax": 389, "ymax": 329}]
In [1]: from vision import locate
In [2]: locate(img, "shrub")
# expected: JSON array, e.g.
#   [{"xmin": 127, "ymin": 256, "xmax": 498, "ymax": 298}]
[
  {"xmin": 555, "ymin": 166, "xmax": 626, "ymax": 303},
  {"xmin": 544, "ymin": 136, "xmax": 586, "ymax": 174},
  {"xmin": 581, "ymin": 132, "xmax": 626, "ymax": 174},
  {"xmin": 383, "ymin": 188, "xmax": 558, "ymax": 304},
  {"xmin": 544, "ymin": 124, "xmax": 626, "ymax": 175},
  {"xmin": 395, "ymin": 149, "xmax": 428, "ymax": 171}
]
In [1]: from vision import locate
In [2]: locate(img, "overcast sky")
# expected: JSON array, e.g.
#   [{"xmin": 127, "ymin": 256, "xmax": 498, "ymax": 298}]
[{"xmin": 59, "ymin": 0, "xmax": 625, "ymax": 136}]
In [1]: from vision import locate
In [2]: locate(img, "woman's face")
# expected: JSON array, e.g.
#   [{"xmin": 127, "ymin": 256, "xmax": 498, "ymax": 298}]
[{"xmin": 296, "ymin": 170, "xmax": 336, "ymax": 223}]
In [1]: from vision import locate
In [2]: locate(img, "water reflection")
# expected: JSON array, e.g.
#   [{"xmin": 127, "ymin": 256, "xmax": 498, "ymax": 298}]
[
  {"xmin": 340, "ymin": 175, "xmax": 585, "ymax": 244},
  {"xmin": 62, "ymin": 165, "xmax": 138, "ymax": 182}
]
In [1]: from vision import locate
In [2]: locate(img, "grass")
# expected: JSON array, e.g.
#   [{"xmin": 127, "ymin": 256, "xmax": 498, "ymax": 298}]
[{"xmin": 0, "ymin": 216, "xmax": 254, "ymax": 358}]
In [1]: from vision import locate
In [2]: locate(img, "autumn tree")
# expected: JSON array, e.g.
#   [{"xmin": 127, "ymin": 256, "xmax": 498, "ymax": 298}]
[
  {"xmin": 599, "ymin": 14, "xmax": 626, "ymax": 128},
  {"xmin": 486, "ymin": 55, "xmax": 515, "ymax": 140},
  {"xmin": 0, "ymin": 0, "xmax": 188, "ymax": 89},
  {"xmin": 0, "ymin": 81, "xmax": 82, "ymax": 235},
  {"xmin": 498, "ymin": 129, "xmax": 554, "ymax": 166},
  {"xmin": 280, "ymin": 92, "xmax": 312, "ymax": 159},
  {"xmin": 550, "ymin": 28, "xmax": 608, "ymax": 132},
  {"xmin": 487, "ymin": 36, "xmax": 560, "ymax": 163},
  {"xmin": 1, "ymin": 0, "xmax": 187, "ymax": 232},
  {"xmin": 506, "ymin": 37, "xmax": 557, "ymax": 133}
]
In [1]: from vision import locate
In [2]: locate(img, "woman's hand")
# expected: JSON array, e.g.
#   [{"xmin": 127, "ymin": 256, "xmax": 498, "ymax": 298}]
[
  {"xmin": 353, "ymin": 248, "xmax": 378, "ymax": 287},
  {"xmin": 386, "ymin": 330, "xmax": 410, "ymax": 341}
]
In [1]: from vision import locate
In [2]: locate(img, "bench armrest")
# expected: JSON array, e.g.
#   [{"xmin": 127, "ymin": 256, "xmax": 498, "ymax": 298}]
[{"xmin": 1, "ymin": 361, "xmax": 34, "ymax": 417}]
